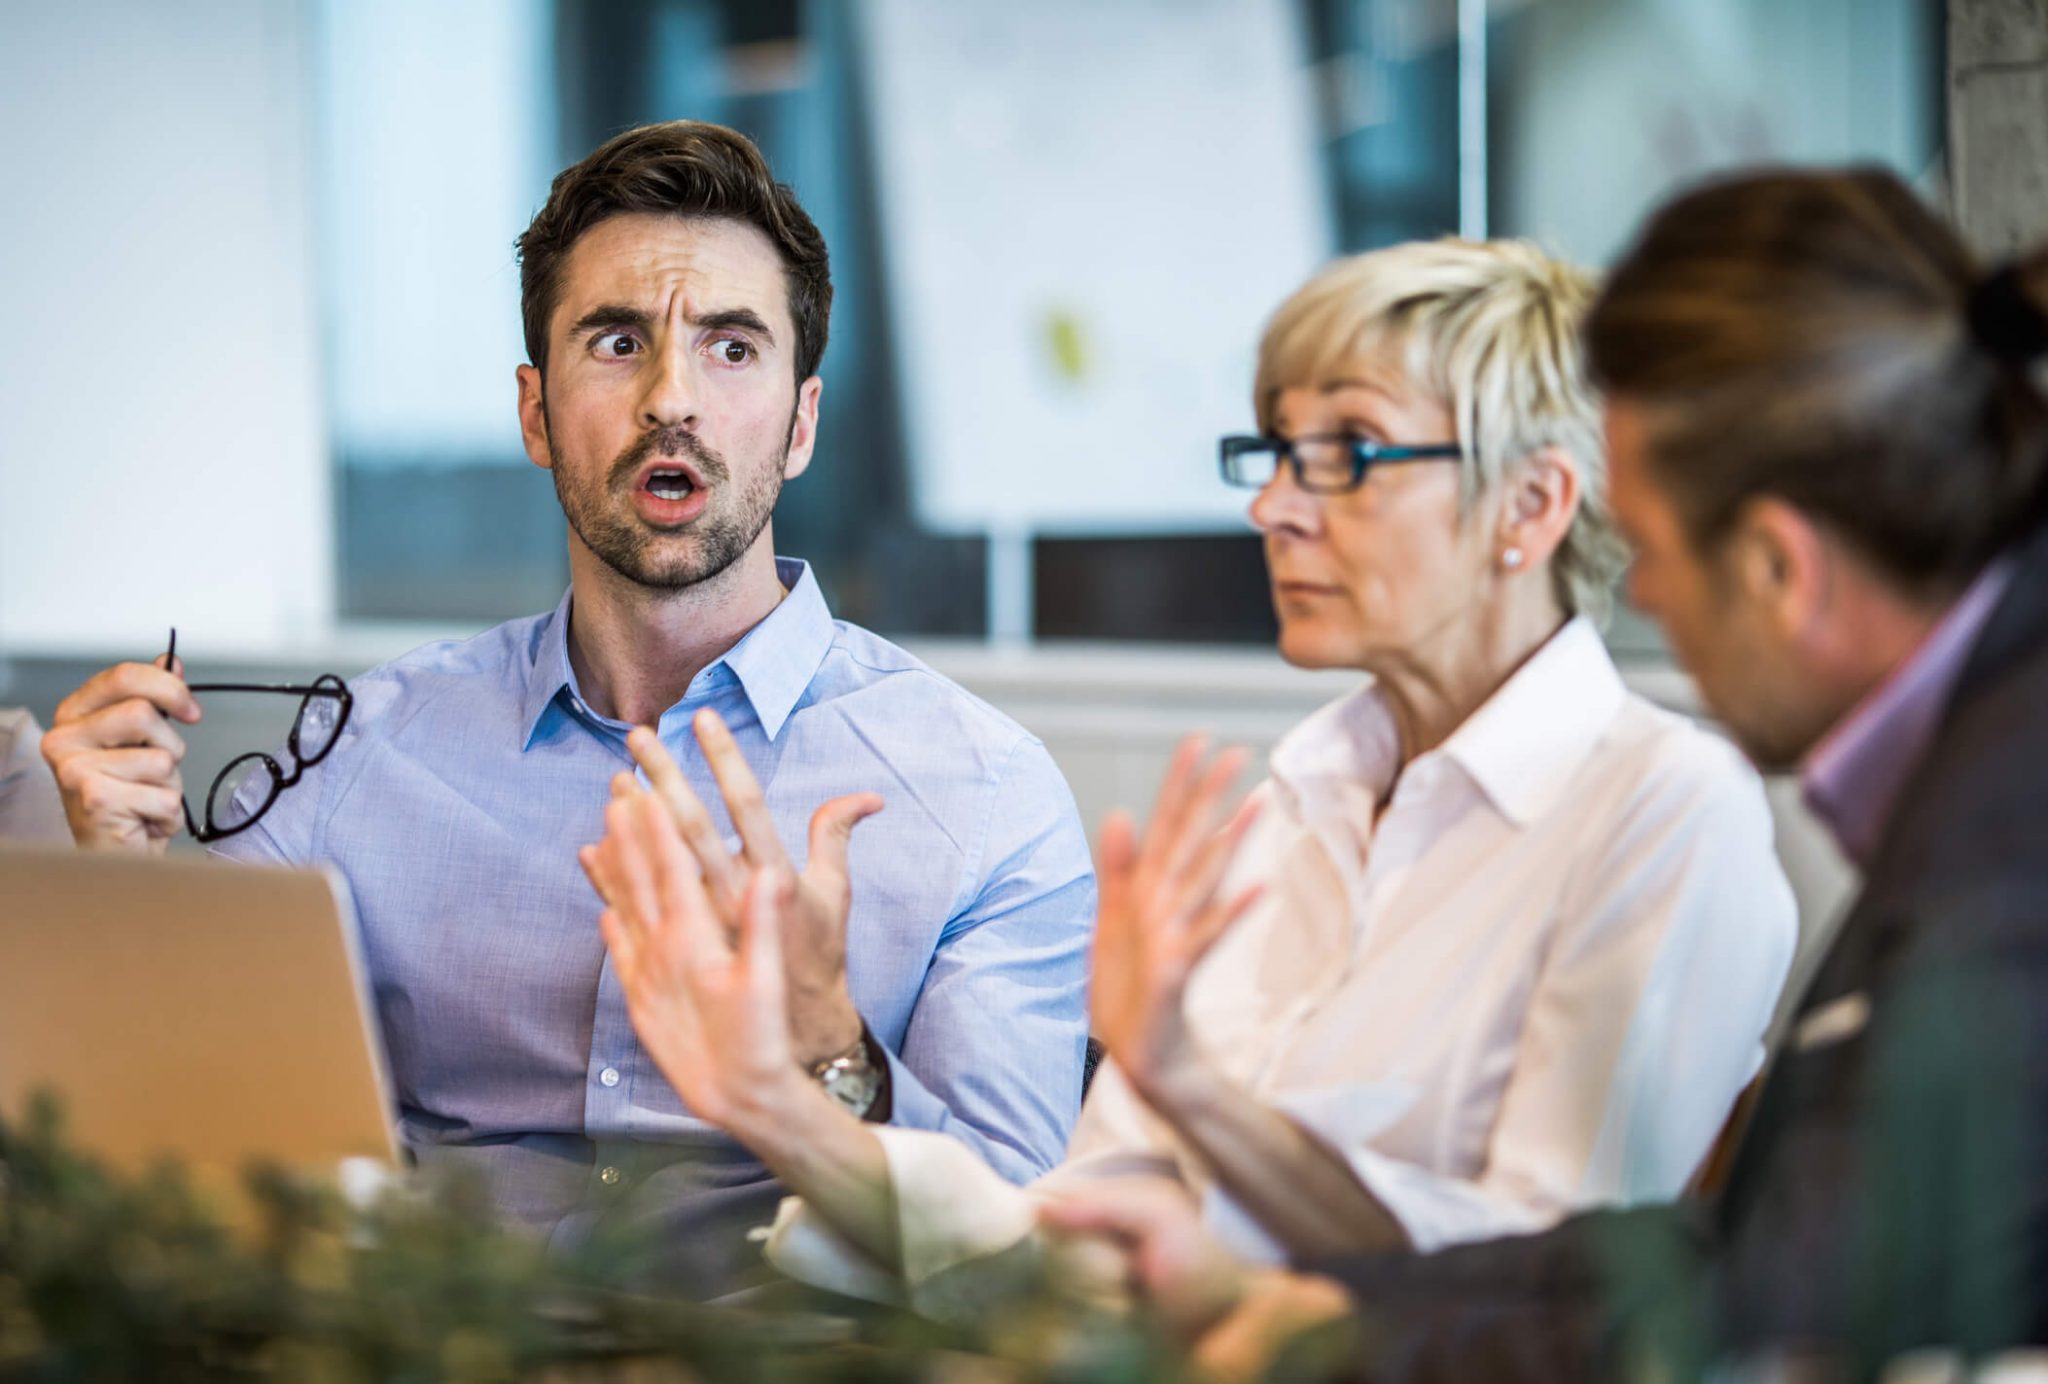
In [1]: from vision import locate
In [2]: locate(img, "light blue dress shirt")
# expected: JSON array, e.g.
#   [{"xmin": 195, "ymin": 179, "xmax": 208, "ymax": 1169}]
[{"xmin": 217, "ymin": 559, "xmax": 1094, "ymax": 1285}]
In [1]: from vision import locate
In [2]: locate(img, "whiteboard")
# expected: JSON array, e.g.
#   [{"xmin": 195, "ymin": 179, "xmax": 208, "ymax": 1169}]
[{"xmin": 857, "ymin": 0, "xmax": 1332, "ymax": 535}]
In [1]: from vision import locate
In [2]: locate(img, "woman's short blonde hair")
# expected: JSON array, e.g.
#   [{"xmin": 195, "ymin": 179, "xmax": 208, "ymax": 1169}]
[{"xmin": 1254, "ymin": 238, "xmax": 1629, "ymax": 624}]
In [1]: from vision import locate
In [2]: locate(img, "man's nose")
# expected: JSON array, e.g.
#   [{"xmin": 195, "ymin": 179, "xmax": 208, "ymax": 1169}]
[{"xmin": 638, "ymin": 335, "xmax": 698, "ymax": 431}]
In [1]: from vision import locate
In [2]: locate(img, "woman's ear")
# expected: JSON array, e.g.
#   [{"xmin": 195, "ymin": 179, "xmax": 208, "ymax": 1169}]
[{"xmin": 1496, "ymin": 446, "xmax": 1582, "ymax": 570}]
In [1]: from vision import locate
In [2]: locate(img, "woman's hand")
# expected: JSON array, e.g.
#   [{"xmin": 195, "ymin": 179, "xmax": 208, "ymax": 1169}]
[
  {"xmin": 583, "ymin": 789, "xmax": 807, "ymax": 1131},
  {"xmin": 1089, "ymin": 736, "xmax": 1262, "ymax": 1103}
]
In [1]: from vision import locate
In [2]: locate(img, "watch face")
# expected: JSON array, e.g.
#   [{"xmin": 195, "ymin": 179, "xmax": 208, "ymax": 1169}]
[{"xmin": 820, "ymin": 1057, "xmax": 881, "ymax": 1118}]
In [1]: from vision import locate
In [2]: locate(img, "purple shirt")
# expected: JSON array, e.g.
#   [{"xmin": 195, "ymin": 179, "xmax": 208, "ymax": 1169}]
[{"xmin": 1801, "ymin": 560, "xmax": 2015, "ymax": 867}]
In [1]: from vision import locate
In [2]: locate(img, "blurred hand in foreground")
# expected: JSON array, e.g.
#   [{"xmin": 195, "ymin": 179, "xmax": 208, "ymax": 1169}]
[
  {"xmin": 1089, "ymin": 735, "xmax": 1262, "ymax": 1102},
  {"xmin": 590, "ymin": 710, "xmax": 882, "ymax": 1069},
  {"xmin": 1040, "ymin": 1180, "xmax": 1353, "ymax": 1382}
]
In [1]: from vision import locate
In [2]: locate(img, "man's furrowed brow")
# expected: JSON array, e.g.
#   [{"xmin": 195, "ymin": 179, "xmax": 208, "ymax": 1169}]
[
  {"xmin": 694, "ymin": 307, "xmax": 777, "ymax": 345},
  {"xmin": 566, "ymin": 304, "xmax": 655, "ymax": 337}
]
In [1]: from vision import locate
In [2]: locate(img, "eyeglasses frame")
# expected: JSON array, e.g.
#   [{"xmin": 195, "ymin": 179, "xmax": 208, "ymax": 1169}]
[
  {"xmin": 162, "ymin": 629, "xmax": 354, "ymax": 844},
  {"xmin": 1218, "ymin": 433, "xmax": 1464, "ymax": 495}
]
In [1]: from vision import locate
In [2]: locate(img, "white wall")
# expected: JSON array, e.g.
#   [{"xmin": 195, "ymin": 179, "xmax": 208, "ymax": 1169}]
[{"xmin": 0, "ymin": 1, "xmax": 330, "ymax": 658}]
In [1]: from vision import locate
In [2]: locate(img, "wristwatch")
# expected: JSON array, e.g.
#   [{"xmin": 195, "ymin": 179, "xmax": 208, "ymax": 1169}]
[{"xmin": 809, "ymin": 1024, "xmax": 890, "ymax": 1121}]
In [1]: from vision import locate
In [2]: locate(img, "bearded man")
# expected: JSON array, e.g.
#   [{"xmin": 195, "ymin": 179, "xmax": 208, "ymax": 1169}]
[{"xmin": 41, "ymin": 122, "xmax": 1095, "ymax": 1295}]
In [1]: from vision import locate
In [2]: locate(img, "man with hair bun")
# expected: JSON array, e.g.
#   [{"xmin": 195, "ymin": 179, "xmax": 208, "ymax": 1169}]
[
  {"xmin": 39, "ymin": 121, "xmax": 1096, "ymax": 1294},
  {"xmin": 1048, "ymin": 166, "xmax": 2048, "ymax": 1379}
]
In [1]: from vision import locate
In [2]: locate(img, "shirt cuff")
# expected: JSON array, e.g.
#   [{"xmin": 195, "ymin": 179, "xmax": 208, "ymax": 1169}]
[{"xmin": 874, "ymin": 1043, "xmax": 1043, "ymax": 1184}]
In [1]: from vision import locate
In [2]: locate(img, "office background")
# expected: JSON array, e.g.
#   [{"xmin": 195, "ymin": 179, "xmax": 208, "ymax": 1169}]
[{"xmin": 0, "ymin": 0, "xmax": 1948, "ymax": 933}]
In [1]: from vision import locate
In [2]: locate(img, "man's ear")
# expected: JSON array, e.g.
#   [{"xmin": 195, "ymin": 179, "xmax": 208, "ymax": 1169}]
[
  {"xmin": 1728, "ymin": 497, "xmax": 1830, "ymax": 642},
  {"xmin": 517, "ymin": 363, "xmax": 553, "ymax": 471},
  {"xmin": 781, "ymin": 375, "xmax": 824, "ymax": 482},
  {"xmin": 1497, "ymin": 445, "xmax": 1582, "ymax": 569},
  {"xmin": 778, "ymin": 376, "xmax": 819, "ymax": 483}
]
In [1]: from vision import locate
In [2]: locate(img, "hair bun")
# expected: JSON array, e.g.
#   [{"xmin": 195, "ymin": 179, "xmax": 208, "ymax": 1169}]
[{"xmin": 1966, "ymin": 263, "xmax": 2048, "ymax": 364}]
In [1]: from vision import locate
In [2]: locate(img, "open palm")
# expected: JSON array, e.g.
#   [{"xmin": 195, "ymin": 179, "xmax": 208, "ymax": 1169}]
[{"xmin": 1090, "ymin": 736, "xmax": 1263, "ymax": 1098}]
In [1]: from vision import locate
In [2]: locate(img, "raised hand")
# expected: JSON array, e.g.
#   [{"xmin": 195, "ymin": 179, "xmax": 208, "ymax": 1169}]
[
  {"xmin": 42, "ymin": 654, "xmax": 199, "ymax": 852},
  {"xmin": 1089, "ymin": 736, "xmax": 1263, "ymax": 1100},
  {"xmin": 607, "ymin": 711, "xmax": 881, "ymax": 1069},
  {"xmin": 587, "ymin": 789, "xmax": 807, "ymax": 1129}
]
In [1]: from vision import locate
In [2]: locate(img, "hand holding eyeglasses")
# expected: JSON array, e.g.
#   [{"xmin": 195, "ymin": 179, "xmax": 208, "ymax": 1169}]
[{"xmin": 41, "ymin": 629, "xmax": 351, "ymax": 851}]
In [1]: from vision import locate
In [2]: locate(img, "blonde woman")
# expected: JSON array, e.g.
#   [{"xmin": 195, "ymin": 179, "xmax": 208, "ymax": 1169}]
[{"xmin": 583, "ymin": 239, "xmax": 1797, "ymax": 1307}]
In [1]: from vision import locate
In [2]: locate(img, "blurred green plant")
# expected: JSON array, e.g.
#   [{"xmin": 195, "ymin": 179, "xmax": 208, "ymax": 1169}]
[{"xmin": 0, "ymin": 1093, "xmax": 1176, "ymax": 1383}]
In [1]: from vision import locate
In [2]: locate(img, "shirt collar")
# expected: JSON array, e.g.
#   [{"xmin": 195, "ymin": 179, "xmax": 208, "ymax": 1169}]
[
  {"xmin": 1801, "ymin": 557, "xmax": 2015, "ymax": 868},
  {"xmin": 1434, "ymin": 616, "xmax": 1628, "ymax": 826},
  {"xmin": 520, "ymin": 557, "xmax": 836, "ymax": 749},
  {"xmin": 1269, "ymin": 616, "xmax": 1627, "ymax": 829}
]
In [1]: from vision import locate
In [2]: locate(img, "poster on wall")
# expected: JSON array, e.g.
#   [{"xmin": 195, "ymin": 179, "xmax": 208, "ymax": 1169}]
[{"xmin": 858, "ymin": 0, "xmax": 1332, "ymax": 536}]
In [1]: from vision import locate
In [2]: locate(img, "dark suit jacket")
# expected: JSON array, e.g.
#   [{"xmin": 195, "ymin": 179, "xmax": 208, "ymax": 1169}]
[{"xmin": 1314, "ymin": 524, "xmax": 2048, "ymax": 1381}]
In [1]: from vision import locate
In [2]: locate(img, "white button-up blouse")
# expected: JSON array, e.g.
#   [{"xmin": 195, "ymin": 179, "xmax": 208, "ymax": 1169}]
[
  {"xmin": 1059, "ymin": 616, "xmax": 1798, "ymax": 1257},
  {"xmin": 765, "ymin": 617, "xmax": 1797, "ymax": 1298}
]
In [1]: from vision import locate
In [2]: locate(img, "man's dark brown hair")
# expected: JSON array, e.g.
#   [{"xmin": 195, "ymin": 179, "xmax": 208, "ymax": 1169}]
[
  {"xmin": 1585, "ymin": 166, "xmax": 2048, "ymax": 595},
  {"xmin": 516, "ymin": 120, "xmax": 832, "ymax": 383}
]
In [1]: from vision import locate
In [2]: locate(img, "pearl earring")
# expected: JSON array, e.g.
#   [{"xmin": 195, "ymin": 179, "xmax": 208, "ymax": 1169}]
[{"xmin": 1501, "ymin": 547, "xmax": 1525, "ymax": 571}]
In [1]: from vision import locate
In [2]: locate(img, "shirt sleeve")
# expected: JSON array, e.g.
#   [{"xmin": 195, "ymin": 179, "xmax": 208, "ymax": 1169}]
[
  {"xmin": 0, "ymin": 711, "xmax": 72, "ymax": 844},
  {"xmin": 882, "ymin": 735, "xmax": 1096, "ymax": 1184},
  {"xmin": 1260, "ymin": 736, "xmax": 1797, "ymax": 1256}
]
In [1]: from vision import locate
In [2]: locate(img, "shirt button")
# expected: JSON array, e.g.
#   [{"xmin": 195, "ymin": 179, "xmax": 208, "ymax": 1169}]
[
  {"xmin": 599, "ymin": 1066, "xmax": 621, "ymax": 1088},
  {"xmin": 599, "ymin": 1165, "xmax": 621, "ymax": 1186}
]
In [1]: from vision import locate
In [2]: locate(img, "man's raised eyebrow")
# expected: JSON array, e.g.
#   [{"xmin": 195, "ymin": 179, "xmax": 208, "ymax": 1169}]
[
  {"xmin": 693, "ymin": 307, "xmax": 777, "ymax": 344},
  {"xmin": 566, "ymin": 304, "xmax": 655, "ymax": 338},
  {"xmin": 563, "ymin": 303, "xmax": 779, "ymax": 345}
]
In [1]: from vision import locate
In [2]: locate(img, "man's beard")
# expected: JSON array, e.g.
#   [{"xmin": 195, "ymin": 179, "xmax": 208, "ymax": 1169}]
[{"xmin": 552, "ymin": 415, "xmax": 788, "ymax": 592}]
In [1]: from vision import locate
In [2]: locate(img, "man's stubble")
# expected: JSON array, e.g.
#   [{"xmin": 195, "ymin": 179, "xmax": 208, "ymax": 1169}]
[{"xmin": 549, "ymin": 406, "xmax": 792, "ymax": 593}]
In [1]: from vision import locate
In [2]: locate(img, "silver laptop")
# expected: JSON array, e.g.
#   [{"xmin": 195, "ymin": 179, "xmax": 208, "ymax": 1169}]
[{"xmin": 0, "ymin": 846, "xmax": 401, "ymax": 1178}]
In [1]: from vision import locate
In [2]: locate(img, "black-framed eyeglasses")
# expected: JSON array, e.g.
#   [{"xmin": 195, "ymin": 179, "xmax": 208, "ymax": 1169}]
[
  {"xmin": 163, "ymin": 628, "xmax": 354, "ymax": 844},
  {"xmin": 1219, "ymin": 434, "xmax": 1464, "ymax": 495}
]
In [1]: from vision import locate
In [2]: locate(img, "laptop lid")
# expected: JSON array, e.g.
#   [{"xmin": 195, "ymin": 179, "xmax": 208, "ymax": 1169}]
[{"xmin": 0, "ymin": 846, "xmax": 401, "ymax": 1176}]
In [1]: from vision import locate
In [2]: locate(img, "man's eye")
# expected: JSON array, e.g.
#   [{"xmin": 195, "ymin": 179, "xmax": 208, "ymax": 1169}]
[
  {"xmin": 593, "ymin": 332, "xmax": 640, "ymax": 357},
  {"xmin": 714, "ymin": 338, "xmax": 754, "ymax": 365}
]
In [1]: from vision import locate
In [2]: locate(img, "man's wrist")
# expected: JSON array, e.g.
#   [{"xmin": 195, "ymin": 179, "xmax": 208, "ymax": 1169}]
[
  {"xmin": 792, "ymin": 990, "xmax": 865, "ymax": 1070},
  {"xmin": 809, "ymin": 1022, "xmax": 891, "ymax": 1123}
]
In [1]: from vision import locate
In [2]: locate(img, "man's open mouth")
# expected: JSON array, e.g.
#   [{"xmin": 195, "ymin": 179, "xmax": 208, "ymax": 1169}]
[{"xmin": 645, "ymin": 469, "xmax": 696, "ymax": 501}]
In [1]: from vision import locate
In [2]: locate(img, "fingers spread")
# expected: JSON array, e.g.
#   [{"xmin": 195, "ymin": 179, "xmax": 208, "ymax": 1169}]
[
  {"xmin": 804, "ymin": 793, "xmax": 883, "ymax": 887},
  {"xmin": 1160, "ymin": 746, "xmax": 1249, "ymax": 881},
  {"xmin": 692, "ymin": 709, "xmax": 790, "ymax": 873},
  {"xmin": 1138, "ymin": 735, "xmax": 1210, "ymax": 877},
  {"xmin": 627, "ymin": 727, "xmax": 743, "ymax": 913},
  {"xmin": 636, "ymin": 792, "xmax": 729, "ymax": 967},
  {"xmin": 739, "ymin": 867, "xmax": 792, "ymax": 1021},
  {"xmin": 598, "ymin": 907, "xmax": 638, "ymax": 987},
  {"xmin": 578, "ymin": 842, "xmax": 615, "ymax": 907},
  {"xmin": 1185, "ymin": 882, "xmax": 1265, "ymax": 969},
  {"xmin": 1176, "ymin": 790, "xmax": 1265, "ymax": 923},
  {"xmin": 1094, "ymin": 808, "xmax": 1140, "ymax": 921},
  {"xmin": 604, "ymin": 794, "xmax": 664, "ymax": 952}
]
